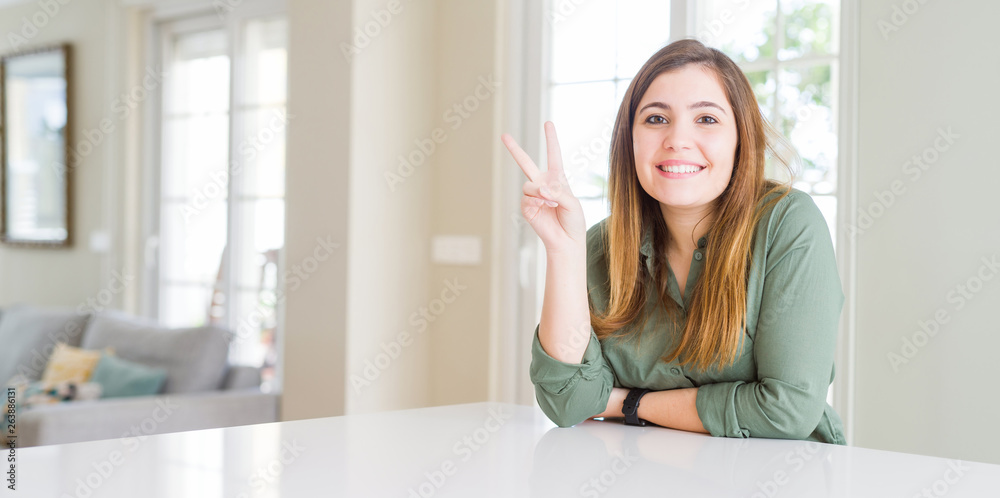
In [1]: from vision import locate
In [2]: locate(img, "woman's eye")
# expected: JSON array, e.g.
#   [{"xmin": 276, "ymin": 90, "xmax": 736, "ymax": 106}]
[
  {"xmin": 698, "ymin": 116, "xmax": 719, "ymax": 124},
  {"xmin": 646, "ymin": 115, "xmax": 667, "ymax": 124}
]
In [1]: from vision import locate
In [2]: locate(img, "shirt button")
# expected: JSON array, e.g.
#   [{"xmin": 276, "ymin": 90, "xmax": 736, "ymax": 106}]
[
  {"xmin": 697, "ymin": 237, "xmax": 707, "ymax": 248},
  {"xmin": 694, "ymin": 252, "xmax": 703, "ymax": 261},
  {"xmin": 670, "ymin": 367, "xmax": 681, "ymax": 375}
]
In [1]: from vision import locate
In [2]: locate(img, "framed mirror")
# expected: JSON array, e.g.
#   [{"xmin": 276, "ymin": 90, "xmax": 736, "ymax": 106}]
[{"xmin": 0, "ymin": 43, "xmax": 71, "ymax": 247}]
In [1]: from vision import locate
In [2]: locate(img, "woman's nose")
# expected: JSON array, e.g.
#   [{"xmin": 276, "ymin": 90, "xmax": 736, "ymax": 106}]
[{"xmin": 662, "ymin": 123, "xmax": 693, "ymax": 151}]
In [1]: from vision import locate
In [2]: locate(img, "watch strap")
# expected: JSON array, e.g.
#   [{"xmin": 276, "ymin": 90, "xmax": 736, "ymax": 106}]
[{"xmin": 622, "ymin": 388, "xmax": 650, "ymax": 426}]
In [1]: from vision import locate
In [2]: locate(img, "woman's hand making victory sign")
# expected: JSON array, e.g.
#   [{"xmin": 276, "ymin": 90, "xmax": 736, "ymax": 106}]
[{"xmin": 501, "ymin": 121, "xmax": 587, "ymax": 256}]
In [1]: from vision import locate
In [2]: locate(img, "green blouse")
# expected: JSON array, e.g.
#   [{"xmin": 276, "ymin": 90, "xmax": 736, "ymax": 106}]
[{"xmin": 529, "ymin": 188, "xmax": 846, "ymax": 444}]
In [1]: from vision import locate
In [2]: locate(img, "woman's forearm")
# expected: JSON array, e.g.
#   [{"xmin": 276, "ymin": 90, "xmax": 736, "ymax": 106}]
[
  {"xmin": 593, "ymin": 387, "xmax": 709, "ymax": 434},
  {"xmin": 537, "ymin": 250, "xmax": 592, "ymax": 364},
  {"xmin": 594, "ymin": 387, "xmax": 629, "ymax": 418},
  {"xmin": 639, "ymin": 388, "xmax": 708, "ymax": 434}
]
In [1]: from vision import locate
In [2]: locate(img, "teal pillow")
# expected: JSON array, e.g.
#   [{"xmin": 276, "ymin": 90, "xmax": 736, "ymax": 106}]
[{"xmin": 90, "ymin": 354, "xmax": 167, "ymax": 398}]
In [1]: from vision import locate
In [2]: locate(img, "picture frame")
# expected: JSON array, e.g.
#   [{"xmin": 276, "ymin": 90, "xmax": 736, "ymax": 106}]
[{"xmin": 0, "ymin": 43, "xmax": 72, "ymax": 247}]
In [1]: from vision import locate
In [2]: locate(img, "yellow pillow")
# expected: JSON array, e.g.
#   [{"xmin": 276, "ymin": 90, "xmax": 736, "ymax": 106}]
[{"xmin": 40, "ymin": 343, "xmax": 113, "ymax": 384}]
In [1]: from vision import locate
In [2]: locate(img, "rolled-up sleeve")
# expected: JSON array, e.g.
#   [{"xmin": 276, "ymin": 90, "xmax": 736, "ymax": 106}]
[
  {"xmin": 529, "ymin": 323, "xmax": 615, "ymax": 428},
  {"xmin": 696, "ymin": 193, "xmax": 844, "ymax": 441}
]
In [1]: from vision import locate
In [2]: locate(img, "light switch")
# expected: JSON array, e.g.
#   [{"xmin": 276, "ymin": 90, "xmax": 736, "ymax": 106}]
[
  {"xmin": 90, "ymin": 230, "xmax": 110, "ymax": 253},
  {"xmin": 431, "ymin": 235, "xmax": 482, "ymax": 265}
]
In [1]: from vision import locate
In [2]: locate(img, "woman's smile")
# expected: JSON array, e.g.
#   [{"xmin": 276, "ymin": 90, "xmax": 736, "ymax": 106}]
[{"xmin": 656, "ymin": 160, "xmax": 707, "ymax": 178}]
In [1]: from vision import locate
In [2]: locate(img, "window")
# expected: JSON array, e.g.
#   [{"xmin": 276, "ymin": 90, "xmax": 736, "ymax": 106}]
[
  {"xmin": 151, "ymin": 12, "xmax": 287, "ymax": 390},
  {"xmin": 547, "ymin": 0, "xmax": 840, "ymax": 241},
  {"xmin": 695, "ymin": 0, "xmax": 840, "ymax": 246},
  {"xmin": 548, "ymin": 0, "xmax": 675, "ymax": 230}
]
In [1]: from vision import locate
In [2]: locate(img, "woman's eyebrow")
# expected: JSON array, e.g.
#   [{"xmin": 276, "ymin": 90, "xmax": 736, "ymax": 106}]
[{"xmin": 638, "ymin": 101, "xmax": 728, "ymax": 115}]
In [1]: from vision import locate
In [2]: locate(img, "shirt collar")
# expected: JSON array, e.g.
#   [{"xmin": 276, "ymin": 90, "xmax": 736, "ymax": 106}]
[
  {"xmin": 638, "ymin": 219, "xmax": 710, "ymax": 261},
  {"xmin": 639, "ymin": 220, "xmax": 655, "ymax": 259}
]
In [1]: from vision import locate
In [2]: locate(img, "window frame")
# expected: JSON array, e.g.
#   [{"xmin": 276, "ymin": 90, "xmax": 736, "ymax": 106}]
[{"xmin": 141, "ymin": 0, "xmax": 288, "ymax": 377}]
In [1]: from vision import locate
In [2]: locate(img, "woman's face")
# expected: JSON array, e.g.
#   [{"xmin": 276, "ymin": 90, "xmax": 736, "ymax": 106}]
[{"xmin": 632, "ymin": 65, "xmax": 738, "ymax": 211}]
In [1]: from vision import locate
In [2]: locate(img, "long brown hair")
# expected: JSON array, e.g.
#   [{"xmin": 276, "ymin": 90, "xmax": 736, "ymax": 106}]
[{"xmin": 590, "ymin": 38, "xmax": 796, "ymax": 372}]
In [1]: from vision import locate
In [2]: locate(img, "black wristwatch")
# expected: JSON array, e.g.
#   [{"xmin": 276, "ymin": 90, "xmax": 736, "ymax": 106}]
[{"xmin": 621, "ymin": 388, "xmax": 650, "ymax": 426}]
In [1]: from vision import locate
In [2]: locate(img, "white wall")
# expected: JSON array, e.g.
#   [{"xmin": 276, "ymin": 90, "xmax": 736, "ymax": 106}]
[
  {"xmin": 286, "ymin": 0, "xmax": 500, "ymax": 417},
  {"xmin": 0, "ymin": 0, "xmax": 114, "ymax": 308},
  {"xmin": 426, "ymin": 0, "xmax": 497, "ymax": 406},
  {"xmin": 280, "ymin": 0, "xmax": 353, "ymax": 420},
  {"xmin": 855, "ymin": 0, "xmax": 1000, "ymax": 464},
  {"xmin": 343, "ymin": 0, "xmax": 436, "ymax": 414},
  {"xmin": 342, "ymin": 0, "xmax": 499, "ymax": 413}
]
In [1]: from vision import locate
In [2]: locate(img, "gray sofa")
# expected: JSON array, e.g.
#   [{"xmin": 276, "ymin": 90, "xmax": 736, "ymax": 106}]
[{"xmin": 0, "ymin": 304, "xmax": 279, "ymax": 447}]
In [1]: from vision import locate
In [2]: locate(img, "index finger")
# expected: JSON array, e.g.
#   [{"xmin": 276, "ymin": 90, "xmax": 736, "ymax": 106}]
[{"xmin": 501, "ymin": 133, "xmax": 541, "ymax": 183}]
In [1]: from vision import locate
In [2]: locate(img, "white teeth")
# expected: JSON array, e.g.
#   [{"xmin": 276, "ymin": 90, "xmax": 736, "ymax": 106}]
[{"xmin": 659, "ymin": 165, "xmax": 703, "ymax": 174}]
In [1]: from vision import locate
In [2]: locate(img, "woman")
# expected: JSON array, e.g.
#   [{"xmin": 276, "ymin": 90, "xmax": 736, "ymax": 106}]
[{"xmin": 500, "ymin": 39, "xmax": 845, "ymax": 444}]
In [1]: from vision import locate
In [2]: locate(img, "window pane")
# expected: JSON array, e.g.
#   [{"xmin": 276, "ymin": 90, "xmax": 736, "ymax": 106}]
[
  {"xmin": 696, "ymin": 0, "xmax": 777, "ymax": 63},
  {"xmin": 780, "ymin": 0, "xmax": 839, "ymax": 61},
  {"xmin": 745, "ymin": 70, "xmax": 776, "ymax": 122},
  {"xmin": 616, "ymin": 0, "xmax": 670, "ymax": 79},
  {"xmin": 581, "ymin": 197, "xmax": 611, "ymax": 231},
  {"xmin": 229, "ymin": 288, "xmax": 275, "ymax": 366},
  {"xmin": 160, "ymin": 284, "xmax": 214, "ymax": 328},
  {"xmin": 159, "ymin": 26, "xmax": 231, "ymax": 330},
  {"xmin": 160, "ymin": 200, "xmax": 227, "ymax": 283},
  {"xmin": 161, "ymin": 115, "xmax": 230, "ymax": 199},
  {"xmin": 225, "ymin": 16, "xmax": 289, "ymax": 369},
  {"xmin": 243, "ymin": 18, "xmax": 288, "ymax": 107},
  {"xmin": 550, "ymin": 0, "xmax": 616, "ymax": 83},
  {"xmin": 778, "ymin": 63, "xmax": 837, "ymax": 195},
  {"xmin": 235, "ymin": 108, "xmax": 287, "ymax": 197},
  {"xmin": 549, "ymin": 82, "xmax": 617, "ymax": 199},
  {"xmin": 165, "ymin": 30, "xmax": 229, "ymax": 115},
  {"xmin": 161, "ymin": 42, "xmax": 227, "ymax": 340},
  {"xmin": 235, "ymin": 199, "xmax": 284, "ymax": 288},
  {"xmin": 615, "ymin": 78, "xmax": 631, "ymax": 103}
]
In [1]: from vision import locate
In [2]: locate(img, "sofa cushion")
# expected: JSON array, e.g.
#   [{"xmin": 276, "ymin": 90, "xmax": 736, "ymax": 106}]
[
  {"xmin": 0, "ymin": 304, "xmax": 92, "ymax": 385},
  {"xmin": 40, "ymin": 343, "xmax": 111, "ymax": 384},
  {"xmin": 80, "ymin": 312, "xmax": 232, "ymax": 394},
  {"xmin": 90, "ymin": 353, "xmax": 168, "ymax": 398},
  {"xmin": 221, "ymin": 365, "xmax": 262, "ymax": 390}
]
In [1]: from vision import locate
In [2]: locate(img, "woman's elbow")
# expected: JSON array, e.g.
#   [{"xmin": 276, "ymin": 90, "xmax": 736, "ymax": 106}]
[
  {"xmin": 771, "ymin": 417, "xmax": 818, "ymax": 440},
  {"xmin": 536, "ymin": 395, "xmax": 591, "ymax": 428},
  {"xmin": 751, "ymin": 380, "xmax": 828, "ymax": 440},
  {"xmin": 534, "ymin": 385, "xmax": 609, "ymax": 428},
  {"xmin": 552, "ymin": 415, "xmax": 586, "ymax": 428},
  {"xmin": 762, "ymin": 401, "xmax": 825, "ymax": 440}
]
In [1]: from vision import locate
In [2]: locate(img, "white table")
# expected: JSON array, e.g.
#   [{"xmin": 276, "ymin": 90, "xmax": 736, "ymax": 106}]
[{"xmin": 11, "ymin": 402, "xmax": 1000, "ymax": 497}]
